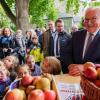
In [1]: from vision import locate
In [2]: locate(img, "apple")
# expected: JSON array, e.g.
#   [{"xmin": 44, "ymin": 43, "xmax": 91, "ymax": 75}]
[
  {"xmin": 97, "ymin": 68, "xmax": 100, "ymax": 79},
  {"xmin": 28, "ymin": 89, "xmax": 44, "ymax": 100},
  {"xmin": 35, "ymin": 77, "xmax": 51, "ymax": 90},
  {"xmin": 44, "ymin": 90, "xmax": 56, "ymax": 100},
  {"xmin": 32, "ymin": 76, "xmax": 41, "ymax": 86},
  {"xmin": 82, "ymin": 95, "xmax": 87, "ymax": 100},
  {"xmin": 42, "ymin": 73, "xmax": 53, "ymax": 82},
  {"xmin": 5, "ymin": 89, "xmax": 25, "ymax": 100},
  {"xmin": 19, "ymin": 85, "xmax": 26, "ymax": 91},
  {"xmin": 83, "ymin": 62, "xmax": 95, "ymax": 70},
  {"xmin": 95, "ymin": 64, "xmax": 100, "ymax": 70},
  {"xmin": 83, "ymin": 66, "xmax": 97, "ymax": 81},
  {"xmin": 19, "ymin": 89, "xmax": 27, "ymax": 100},
  {"xmin": 21, "ymin": 75, "xmax": 33, "ymax": 87},
  {"xmin": 26, "ymin": 85, "xmax": 35, "ymax": 94},
  {"xmin": 94, "ymin": 80, "xmax": 100, "ymax": 88}
]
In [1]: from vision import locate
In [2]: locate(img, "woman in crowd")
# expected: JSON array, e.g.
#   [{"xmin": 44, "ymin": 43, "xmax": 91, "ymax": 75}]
[{"xmin": 0, "ymin": 27, "xmax": 19, "ymax": 59}]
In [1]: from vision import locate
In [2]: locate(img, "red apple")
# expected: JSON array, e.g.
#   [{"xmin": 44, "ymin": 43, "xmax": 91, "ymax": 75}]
[
  {"xmin": 84, "ymin": 62, "xmax": 95, "ymax": 70},
  {"xmin": 94, "ymin": 80, "xmax": 100, "ymax": 88},
  {"xmin": 5, "ymin": 89, "xmax": 25, "ymax": 100},
  {"xmin": 28, "ymin": 89, "xmax": 44, "ymax": 100},
  {"xmin": 97, "ymin": 68, "xmax": 100, "ymax": 79},
  {"xmin": 82, "ymin": 95, "xmax": 87, "ymax": 100},
  {"xmin": 95, "ymin": 64, "xmax": 100, "ymax": 70},
  {"xmin": 83, "ymin": 66, "xmax": 97, "ymax": 81},
  {"xmin": 44, "ymin": 90, "xmax": 56, "ymax": 100},
  {"xmin": 21, "ymin": 75, "xmax": 33, "ymax": 87}
]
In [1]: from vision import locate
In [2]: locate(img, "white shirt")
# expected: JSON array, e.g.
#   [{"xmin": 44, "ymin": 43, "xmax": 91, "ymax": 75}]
[
  {"xmin": 82, "ymin": 29, "xmax": 100, "ymax": 58},
  {"xmin": 54, "ymin": 31, "xmax": 60, "ymax": 57}
]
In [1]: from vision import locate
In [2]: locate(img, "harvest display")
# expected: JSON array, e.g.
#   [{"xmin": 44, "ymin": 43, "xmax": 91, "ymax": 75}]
[
  {"xmin": 81, "ymin": 62, "xmax": 100, "ymax": 100},
  {"xmin": 82, "ymin": 62, "xmax": 100, "ymax": 86},
  {"xmin": 4, "ymin": 74, "xmax": 57, "ymax": 100}
]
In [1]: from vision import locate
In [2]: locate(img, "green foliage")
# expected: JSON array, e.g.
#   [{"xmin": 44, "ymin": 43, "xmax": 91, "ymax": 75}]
[
  {"xmin": 6, "ymin": 0, "xmax": 16, "ymax": 14},
  {"xmin": 5, "ymin": 0, "xmax": 14, "ymax": 7},
  {"xmin": 0, "ymin": 5, "xmax": 15, "ymax": 30},
  {"xmin": 29, "ymin": 0, "xmax": 58, "ymax": 27},
  {"xmin": 90, "ymin": 1, "xmax": 100, "ymax": 7},
  {"xmin": 66, "ymin": 0, "xmax": 80, "ymax": 14},
  {"xmin": 83, "ymin": 2, "xmax": 88, "ymax": 7},
  {"xmin": 78, "ymin": 17, "xmax": 84, "ymax": 29},
  {"xmin": 1, "ymin": 0, "xmax": 58, "ymax": 28}
]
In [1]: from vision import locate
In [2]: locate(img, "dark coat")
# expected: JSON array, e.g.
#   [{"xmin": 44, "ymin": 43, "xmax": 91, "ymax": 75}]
[
  {"xmin": 49, "ymin": 31, "xmax": 71, "ymax": 73},
  {"xmin": 65, "ymin": 29, "xmax": 100, "ymax": 68},
  {"xmin": 0, "ymin": 35, "xmax": 20, "ymax": 58},
  {"xmin": 42, "ymin": 29, "xmax": 51, "ymax": 57}
]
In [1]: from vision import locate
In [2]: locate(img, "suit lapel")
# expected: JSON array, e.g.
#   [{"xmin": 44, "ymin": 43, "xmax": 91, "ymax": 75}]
[
  {"xmin": 84, "ymin": 29, "xmax": 100, "ymax": 59},
  {"xmin": 79, "ymin": 30, "xmax": 87, "ymax": 60}
]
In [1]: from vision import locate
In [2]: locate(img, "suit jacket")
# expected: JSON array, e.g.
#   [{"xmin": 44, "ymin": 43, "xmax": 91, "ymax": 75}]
[
  {"xmin": 42, "ymin": 29, "xmax": 51, "ymax": 57},
  {"xmin": 66, "ymin": 29, "xmax": 100, "ymax": 67}
]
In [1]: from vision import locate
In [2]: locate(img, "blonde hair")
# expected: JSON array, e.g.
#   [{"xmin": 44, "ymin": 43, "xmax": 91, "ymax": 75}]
[
  {"xmin": 4, "ymin": 55, "xmax": 19, "ymax": 68},
  {"xmin": 0, "ymin": 60, "xmax": 10, "ymax": 76},
  {"xmin": 41, "ymin": 56, "xmax": 62, "ymax": 75},
  {"xmin": 0, "ymin": 60, "xmax": 4, "ymax": 67}
]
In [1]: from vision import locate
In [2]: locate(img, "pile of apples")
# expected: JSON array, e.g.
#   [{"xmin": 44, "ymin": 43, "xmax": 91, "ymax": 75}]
[
  {"xmin": 4, "ymin": 74, "xmax": 57, "ymax": 100},
  {"xmin": 82, "ymin": 62, "xmax": 100, "ymax": 88}
]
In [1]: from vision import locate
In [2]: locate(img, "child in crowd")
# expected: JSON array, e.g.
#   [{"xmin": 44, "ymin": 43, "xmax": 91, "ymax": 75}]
[
  {"xmin": 41, "ymin": 56, "xmax": 62, "ymax": 75},
  {"xmin": 0, "ymin": 61, "xmax": 11, "ymax": 99},
  {"xmin": 3, "ymin": 55, "xmax": 19, "ymax": 82},
  {"xmin": 25, "ymin": 29, "xmax": 36, "ymax": 49},
  {"xmin": 15, "ymin": 29, "xmax": 26, "ymax": 64},
  {"xmin": 29, "ymin": 34, "xmax": 44, "ymax": 66},
  {"xmin": 16, "ymin": 64, "xmax": 31, "ymax": 78},
  {"xmin": 26, "ymin": 55, "xmax": 42, "ymax": 76}
]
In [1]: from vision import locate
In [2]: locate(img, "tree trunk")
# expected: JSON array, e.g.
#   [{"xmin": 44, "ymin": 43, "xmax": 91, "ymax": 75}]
[
  {"xmin": 0, "ymin": 0, "xmax": 16, "ymax": 25},
  {"xmin": 16, "ymin": 0, "xmax": 30, "ymax": 34}
]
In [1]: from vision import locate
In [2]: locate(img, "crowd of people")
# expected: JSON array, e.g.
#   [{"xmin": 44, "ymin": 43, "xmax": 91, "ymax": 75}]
[{"xmin": 0, "ymin": 7, "xmax": 100, "ymax": 99}]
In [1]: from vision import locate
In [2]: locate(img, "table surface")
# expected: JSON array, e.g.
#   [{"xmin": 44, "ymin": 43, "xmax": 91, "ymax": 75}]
[
  {"xmin": 53, "ymin": 74, "xmax": 83, "ymax": 100},
  {"xmin": 54, "ymin": 74, "xmax": 81, "ymax": 84}
]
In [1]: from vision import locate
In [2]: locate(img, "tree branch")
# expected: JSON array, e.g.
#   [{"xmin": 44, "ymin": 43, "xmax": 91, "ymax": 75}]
[{"xmin": 0, "ymin": 0, "xmax": 16, "ymax": 25}]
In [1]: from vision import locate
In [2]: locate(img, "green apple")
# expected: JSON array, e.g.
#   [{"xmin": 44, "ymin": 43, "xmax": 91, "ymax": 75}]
[{"xmin": 35, "ymin": 77, "xmax": 51, "ymax": 90}]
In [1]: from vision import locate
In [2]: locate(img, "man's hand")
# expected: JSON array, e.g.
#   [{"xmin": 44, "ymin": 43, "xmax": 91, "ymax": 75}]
[{"xmin": 68, "ymin": 64, "xmax": 84, "ymax": 76}]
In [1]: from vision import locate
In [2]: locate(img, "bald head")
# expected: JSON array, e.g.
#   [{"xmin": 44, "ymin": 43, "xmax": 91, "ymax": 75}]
[{"xmin": 85, "ymin": 7, "xmax": 100, "ymax": 17}]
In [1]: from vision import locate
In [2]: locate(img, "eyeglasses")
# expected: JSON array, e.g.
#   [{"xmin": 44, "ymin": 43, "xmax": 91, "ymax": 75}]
[{"xmin": 84, "ymin": 17, "xmax": 98, "ymax": 23}]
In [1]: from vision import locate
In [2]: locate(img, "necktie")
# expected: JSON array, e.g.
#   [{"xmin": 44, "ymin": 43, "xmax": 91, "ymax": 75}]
[{"xmin": 84, "ymin": 33, "xmax": 93, "ymax": 56}]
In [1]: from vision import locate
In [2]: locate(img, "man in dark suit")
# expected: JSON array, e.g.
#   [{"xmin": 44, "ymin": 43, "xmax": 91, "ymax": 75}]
[
  {"xmin": 42, "ymin": 20, "xmax": 55, "ymax": 57},
  {"xmin": 51, "ymin": 19, "xmax": 71, "ymax": 73},
  {"xmin": 67, "ymin": 7, "xmax": 100, "ymax": 76}
]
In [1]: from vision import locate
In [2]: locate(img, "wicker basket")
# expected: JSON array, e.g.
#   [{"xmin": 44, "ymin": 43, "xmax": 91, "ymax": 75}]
[{"xmin": 80, "ymin": 75, "xmax": 100, "ymax": 100}]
